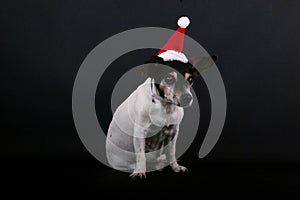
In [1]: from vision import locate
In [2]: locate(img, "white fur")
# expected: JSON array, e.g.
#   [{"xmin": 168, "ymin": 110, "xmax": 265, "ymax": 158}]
[{"xmin": 158, "ymin": 50, "xmax": 189, "ymax": 63}]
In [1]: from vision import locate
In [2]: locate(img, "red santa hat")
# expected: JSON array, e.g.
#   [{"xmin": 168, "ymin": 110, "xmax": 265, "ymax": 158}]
[{"xmin": 157, "ymin": 16, "xmax": 190, "ymax": 63}]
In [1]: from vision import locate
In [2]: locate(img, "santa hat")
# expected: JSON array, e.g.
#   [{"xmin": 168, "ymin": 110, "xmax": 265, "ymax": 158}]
[{"xmin": 157, "ymin": 16, "xmax": 190, "ymax": 63}]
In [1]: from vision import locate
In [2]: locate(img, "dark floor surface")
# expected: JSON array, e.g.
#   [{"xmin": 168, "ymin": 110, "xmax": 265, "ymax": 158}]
[{"xmin": 3, "ymin": 158, "xmax": 300, "ymax": 199}]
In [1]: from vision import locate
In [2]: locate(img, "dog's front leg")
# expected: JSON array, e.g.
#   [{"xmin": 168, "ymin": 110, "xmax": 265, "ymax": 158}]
[
  {"xmin": 165, "ymin": 125, "xmax": 188, "ymax": 173},
  {"xmin": 130, "ymin": 125, "xmax": 148, "ymax": 179}
]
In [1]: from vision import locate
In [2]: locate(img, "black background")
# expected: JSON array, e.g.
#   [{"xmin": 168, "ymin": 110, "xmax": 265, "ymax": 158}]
[{"xmin": 2, "ymin": 0, "xmax": 300, "ymax": 198}]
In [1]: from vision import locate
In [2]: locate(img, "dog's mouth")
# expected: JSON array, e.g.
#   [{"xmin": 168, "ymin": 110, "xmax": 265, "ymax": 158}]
[
  {"xmin": 167, "ymin": 96, "xmax": 180, "ymax": 106},
  {"xmin": 151, "ymin": 79, "xmax": 192, "ymax": 107},
  {"xmin": 172, "ymin": 95, "xmax": 193, "ymax": 108},
  {"xmin": 163, "ymin": 88, "xmax": 192, "ymax": 108},
  {"xmin": 164, "ymin": 89, "xmax": 193, "ymax": 108},
  {"xmin": 167, "ymin": 98, "xmax": 192, "ymax": 108},
  {"xmin": 170, "ymin": 96, "xmax": 191, "ymax": 108},
  {"xmin": 152, "ymin": 93, "xmax": 193, "ymax": 108}
]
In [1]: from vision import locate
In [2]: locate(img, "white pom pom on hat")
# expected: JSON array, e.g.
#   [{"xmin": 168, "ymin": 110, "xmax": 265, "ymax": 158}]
[
  {"xmin": 157, "ymin": 16, "xmax": 191, "ymax": 63},
  {"xmin": 177, "ymin": 16, "xmax": 190, "ymax": 28}
]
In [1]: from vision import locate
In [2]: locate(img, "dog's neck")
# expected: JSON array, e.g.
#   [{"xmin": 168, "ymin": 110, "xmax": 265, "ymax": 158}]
[{"xmin": 155, "ymin": 83, "xmax": 164, "ymax": 98}]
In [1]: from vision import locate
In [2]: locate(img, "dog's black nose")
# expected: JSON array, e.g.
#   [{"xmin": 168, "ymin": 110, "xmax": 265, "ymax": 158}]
[{"xmin": 180, "ymin": 94, "xmax": 193, "ymax": 107}]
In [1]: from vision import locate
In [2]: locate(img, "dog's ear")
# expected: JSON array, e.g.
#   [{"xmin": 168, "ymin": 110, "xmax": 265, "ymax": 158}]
[
  {"xmin": 189, "ymin": 55, "xmax": 217, "ymax": 74},
  {"xmin": 211, "ymin": 55, "xmax": 217, "ymax": 62}
]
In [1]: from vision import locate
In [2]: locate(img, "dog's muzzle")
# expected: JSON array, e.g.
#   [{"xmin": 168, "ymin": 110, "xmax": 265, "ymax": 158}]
[
  {"xmin": 152, "ymin": 93, "xmax": 180, "ymax": 106},
  {"xmin": 179, "ymin": 93, "xmax": 193, "ymax": 107}
]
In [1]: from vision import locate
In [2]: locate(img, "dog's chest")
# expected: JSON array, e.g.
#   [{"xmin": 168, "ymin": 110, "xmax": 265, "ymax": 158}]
[
  {"xmin": 148, "ymin": 103, "xmax": 183, "ymax": 127},
  {"xmin": 145, "ymin": 104, "xmax": 182, "ymax": 153}
]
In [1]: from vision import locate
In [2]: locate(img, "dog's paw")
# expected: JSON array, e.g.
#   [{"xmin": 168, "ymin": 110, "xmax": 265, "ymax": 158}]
[
  {"xmin": 172, "ymin": 165, "xmax": 189, "ymax": 173},
  {"xmin": 130, "ymin": 171, "xmax": 146, "ymax": 180}
]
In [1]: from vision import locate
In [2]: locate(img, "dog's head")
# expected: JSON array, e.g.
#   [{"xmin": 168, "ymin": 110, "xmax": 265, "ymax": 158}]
[{"xmin": 145, "ymin": 55, "xmax": 217, "ymax": 107}]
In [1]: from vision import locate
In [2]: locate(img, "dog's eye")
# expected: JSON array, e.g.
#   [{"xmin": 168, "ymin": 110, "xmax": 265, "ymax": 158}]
[
  {"xmin": 165, "ymin": 75, "xmax": 176, "ymax": 85},
  {"xmin": 187, "ymin": 76, "xmax": 194, "ymax": 84}
]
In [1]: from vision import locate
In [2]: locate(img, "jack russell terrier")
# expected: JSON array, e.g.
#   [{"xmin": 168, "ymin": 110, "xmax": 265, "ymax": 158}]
[{"xmin": 105, "ymin": 16, "xmax": 216, "ymax": 179}]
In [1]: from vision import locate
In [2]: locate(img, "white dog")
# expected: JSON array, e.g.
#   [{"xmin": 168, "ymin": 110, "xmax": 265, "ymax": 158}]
[{"xmin": 105, "ymin": 53, "xmax": 216, "ymax": 179}]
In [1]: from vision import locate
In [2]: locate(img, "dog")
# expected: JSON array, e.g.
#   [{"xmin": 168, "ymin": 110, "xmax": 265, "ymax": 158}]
[{"xmin": 105, "ymin": 54, "xmax": 217, "ymax": 179}]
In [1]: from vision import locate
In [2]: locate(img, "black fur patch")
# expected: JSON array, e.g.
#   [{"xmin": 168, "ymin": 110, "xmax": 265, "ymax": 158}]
[{"xmin": 145, "ymin": 124, "xmax": 177, "ymax": 153}]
